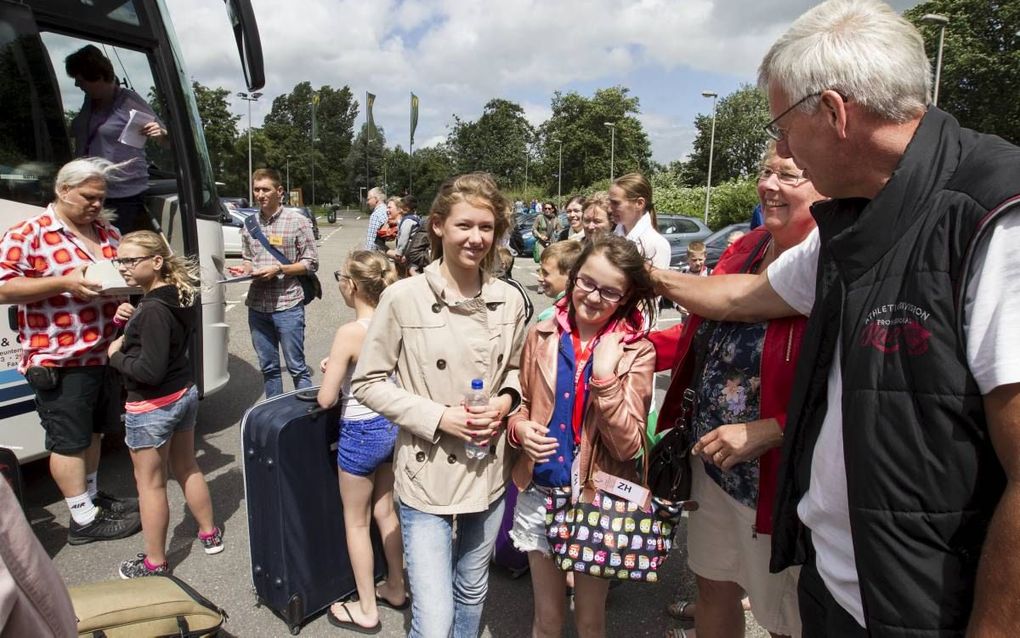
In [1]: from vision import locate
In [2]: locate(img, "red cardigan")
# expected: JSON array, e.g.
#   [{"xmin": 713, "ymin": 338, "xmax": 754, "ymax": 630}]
[{"xmin": 651, "ymin": 227, "xmax": 807, "ymax": 535}]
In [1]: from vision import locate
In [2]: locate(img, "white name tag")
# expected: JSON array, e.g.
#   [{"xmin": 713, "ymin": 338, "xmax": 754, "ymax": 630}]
[{"xmin": 593, "ymin": 470, "xmax": 650, "ymax": 509}]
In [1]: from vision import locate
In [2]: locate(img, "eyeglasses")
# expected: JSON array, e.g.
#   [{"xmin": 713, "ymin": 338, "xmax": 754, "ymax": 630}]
[
  {"xmin": 333, "ymin": 270, "xmax": 352, "ymax": 282},
  {"xmin": 543, "ymin": 206, "xmax": 555, "ymax": 212},
  {"xmin": 111, "ymin": 255, "xmax": 155, "ymax": 267},
  {"xmin": 574, "ymin": 275, "xmax": 624, "ymax": 303},
  {"xmin": 763, "ymin": 92, "xmax": 821, "ymax": 141},
  {"xmin": 757, "ymin": 167, "xmax": 807, "ymax": 186}
]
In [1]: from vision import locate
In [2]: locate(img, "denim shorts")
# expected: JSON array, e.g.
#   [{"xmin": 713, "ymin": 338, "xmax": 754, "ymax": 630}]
[
  {"xmin": 124, "ymin": 386, "xmax": 199, "ymax": 450},
  {"xmin": 510, "ymin": 483, "xmax": 568, "ymax": 556},
  {"xmin": 337, "ymin": 414, "xmax": 397, "ymax": 476}
]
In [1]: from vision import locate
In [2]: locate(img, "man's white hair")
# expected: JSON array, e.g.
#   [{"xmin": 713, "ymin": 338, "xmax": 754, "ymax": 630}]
[
  {"xmin": 367, "ymin": 187, "xmax": 386, "ymax": 200},
  {"xmin": 758, "ymin": 0, "xmax": 931, "ymax": 122},
  {"xmin": 54, "ymin": 157, "xmax": 131, "ymax": 194}
]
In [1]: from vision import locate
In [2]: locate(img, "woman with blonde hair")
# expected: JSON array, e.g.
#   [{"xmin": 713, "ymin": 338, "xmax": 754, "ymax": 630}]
[
  {"xmin": 353, "ymin": 172, "xmax": 527, "ymax": 637},
  {"xmin": 318, "ymin": 250, "xmax": 406, "ymax": 632},
  {"xmin": 108, "ymin": 231, "xmax": 221, "ymax": 578}
]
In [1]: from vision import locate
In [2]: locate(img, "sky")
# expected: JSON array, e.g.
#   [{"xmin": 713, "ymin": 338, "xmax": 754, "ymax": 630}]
[{"xmin": 166, "ymin": 0, "xmax": 922, "ymax": 165}]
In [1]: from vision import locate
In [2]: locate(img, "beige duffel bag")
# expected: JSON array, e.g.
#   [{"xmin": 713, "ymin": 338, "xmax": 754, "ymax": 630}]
[{"xmin": 68, "ymin": 574, "xmax": 226, "ymax": 637}]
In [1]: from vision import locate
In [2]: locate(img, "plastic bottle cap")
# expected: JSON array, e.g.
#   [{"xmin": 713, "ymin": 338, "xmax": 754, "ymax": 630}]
[{"xmin": 471, "ymin": 379, "xmax": 483, "ymax": 390}]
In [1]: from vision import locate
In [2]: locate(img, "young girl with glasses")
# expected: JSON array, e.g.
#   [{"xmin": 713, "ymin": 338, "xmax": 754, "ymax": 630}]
[
  {"xmin": 352, "ymin": 173, "xmax": 527, "ymax": 638},
  {"xmin": 107, "ymin": 231, "xmax": 221, "ymax": 578},
  {"xmin": 507, "ymin": 234, "xmax": 657, "ymax": 637},
  {"xmin": 317, "ymin": 250, "xmax": 406, "ymax": 633}
]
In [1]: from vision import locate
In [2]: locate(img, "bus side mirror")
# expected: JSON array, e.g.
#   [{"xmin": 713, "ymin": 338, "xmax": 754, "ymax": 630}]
[{"xmin": 224, "ymin": 0, "xmax": 265, "ymax": 91}]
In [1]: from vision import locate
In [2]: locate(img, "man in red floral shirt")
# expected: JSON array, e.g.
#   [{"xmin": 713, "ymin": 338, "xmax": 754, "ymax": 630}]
[{"xmin": 0, "ymin": 158, "xmax": 140, "ymax": 544}]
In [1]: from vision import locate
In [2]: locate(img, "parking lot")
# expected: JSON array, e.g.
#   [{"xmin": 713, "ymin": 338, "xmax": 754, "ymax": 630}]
[{"xmin": 22, "ymin": 214, "xmax": 766, "ymax": 637}]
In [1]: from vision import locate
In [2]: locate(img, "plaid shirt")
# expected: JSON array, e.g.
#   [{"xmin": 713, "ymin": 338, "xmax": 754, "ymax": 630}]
[
  {"xmin": 364, "ymin": 203, "xmax": 389, "ymax": 250},
  {"xmin": 0, "ymin": 206, "xmax": 124, "ymax": 371},
  {"xmin": 241, "ymin": 207, "xmax": 318, "ymax": 313}
]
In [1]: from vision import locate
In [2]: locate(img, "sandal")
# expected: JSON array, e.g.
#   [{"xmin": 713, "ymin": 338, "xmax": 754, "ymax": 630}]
[
  {"xmin": 666, "ymin": 598, "xmax": 696, "ymax": 620},
  {"xmin": 326, "ymin": 601, "xmax": 382, "ymax": 635},
  {"xmin": 665, "ymin": 627, "xmax": 694, "ymax": 638},
  {"xmin": 375, "ymin": 591, "xmax": 410, "ymax": 611}
]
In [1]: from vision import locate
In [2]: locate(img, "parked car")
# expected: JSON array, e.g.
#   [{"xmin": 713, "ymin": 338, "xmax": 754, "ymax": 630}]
[
  {"xmin": 658, "ymin": 214, "xmax": 712, "ymax": 266},
  {"xmin": 702, "ymin": 222, "xmax": 752, "ymax": 269},
  {"xmin": 221, "ymin": 207, "xmax": 255, "ymax": 257}
]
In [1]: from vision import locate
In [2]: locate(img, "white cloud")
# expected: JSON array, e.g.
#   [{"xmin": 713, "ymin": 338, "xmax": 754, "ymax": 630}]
[{"xmin": 166, "ymin": 0, "xmax": 921, "ymax": 163}]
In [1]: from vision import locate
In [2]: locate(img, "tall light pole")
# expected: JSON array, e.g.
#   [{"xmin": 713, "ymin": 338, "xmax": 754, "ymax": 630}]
[
  {"xmin": 921, "ymin": 14, "xmax": 949, "ymax": 106},
  {"xmin": 603, "ymin": 122, "xmax": 616, "ymax": 181},
  {"xmin": 237, "ymin": 91, "xmax": 262, "ymax": 198},
  {"xmin": 285, "ymin": 155, "xmax": 291, "ymax": 202},
  {"xmin": 702, "ymin": 91, "xmax": 718, "ymax": 225},
  {"xmin": 524, "ymin": 150, "xmax": 529, "ymax": 194},
  {"xmin": 309, "ymin": 99, "xmax": 318, "ymax": 207},
  {"xmin": 553, "ymin": 138, "xmax": 563, "ymax": 205}
]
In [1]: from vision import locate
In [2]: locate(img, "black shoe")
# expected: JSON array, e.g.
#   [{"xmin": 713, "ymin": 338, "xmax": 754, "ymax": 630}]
[
  {"xmin": 93, "ymin": 491, "xmax": 139, "ymax": 515},
  {"xmin": 68, "ymin": 507, "xmax": 142, "ymax": 545}
]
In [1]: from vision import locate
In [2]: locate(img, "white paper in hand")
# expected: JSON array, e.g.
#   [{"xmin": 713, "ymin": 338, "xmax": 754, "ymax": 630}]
[
  {"xmin": 118, "ymin": 109, "xmax": 156, "ymax": 149},
  {"xmin": 85, "ymin": 260, "xmax": 142, "ymax": 296}
]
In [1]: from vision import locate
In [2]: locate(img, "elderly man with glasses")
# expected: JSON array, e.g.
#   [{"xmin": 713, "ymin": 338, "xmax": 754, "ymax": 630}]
[{"xmin": 650, "ymin": 1, "xmax": 1020, "ymax": 636}]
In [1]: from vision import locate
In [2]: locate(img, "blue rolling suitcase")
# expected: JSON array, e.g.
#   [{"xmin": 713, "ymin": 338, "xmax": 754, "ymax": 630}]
[{"xmin": 241, "ymin": 387, "xmax": 387, "ymax": 635}]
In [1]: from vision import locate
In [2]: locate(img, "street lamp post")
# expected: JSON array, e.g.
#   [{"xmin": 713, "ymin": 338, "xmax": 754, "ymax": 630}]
[
  {"xmin": 702, "ymin": 91, "xmax": 718, "ymax": 225},
  {"xmin": 285, "ymin": 155, "xmax": 291, "ymax": 202},
  {"xmin": 604, "ymin": 122, "xmax": 616, "ymax": 181},
  {"xmin": 921, "ymin": 14, "xmax": 949, "ymax": 106},
  {"xmin": 553, "ymin": 138, "xmax": 563, "ymax": 205},
  {"xmin": 237, "ymin": 91, "xmax": 263, "ymax": 198},
  {"xmin": 309, "ymin": 100, "xmax": 317, "ymax": 207},
  {"xmin": 524, "ymin": 151, "xmax": 529, "ymax": 195}
]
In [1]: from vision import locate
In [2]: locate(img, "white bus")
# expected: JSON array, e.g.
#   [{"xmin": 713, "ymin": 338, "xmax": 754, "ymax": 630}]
[{"xmin": 0, "ymin": 0, "xmax": 264, "ymax": 461}]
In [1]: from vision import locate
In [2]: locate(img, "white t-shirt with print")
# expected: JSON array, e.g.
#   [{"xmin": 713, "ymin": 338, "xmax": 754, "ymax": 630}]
[{"xmin": 765, "ymin": 212, "xmax": 1020, "ymax": 627}]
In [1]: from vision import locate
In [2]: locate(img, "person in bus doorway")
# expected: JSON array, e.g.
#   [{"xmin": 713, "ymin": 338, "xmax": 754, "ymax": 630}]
[
  {"xmin": 65, "ymin": 45, "xmax": 167, "ymax": 236},
  {"xmin": 229, "ymin": 168, "xmax": 318, "ymax": 398},
  {"xmin": 0, "ymin": 157, "xmax": 141, "ymax": 544}
]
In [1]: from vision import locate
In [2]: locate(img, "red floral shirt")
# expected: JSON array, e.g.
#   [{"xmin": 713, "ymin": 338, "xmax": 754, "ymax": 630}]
[{"xmin": 0, "ymin": 206, "xmax": 124, "ymax": 371}]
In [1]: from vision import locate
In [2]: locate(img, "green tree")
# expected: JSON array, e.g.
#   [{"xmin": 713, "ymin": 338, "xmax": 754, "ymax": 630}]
[
  {"xmin": 344, "ymin": 123, "xmax": 388, "ymax": 204},
  {"xmin": 262, "ymin": 81, "xmax": 358, "ymax": 204},
  {"xmin": 192, "ymin": 82, "xmax": 240, "ymax": 185},
  {"xmin": 683, "ymin": 85, "xmax": 770, "ymax": 187},
  {"xmin": 537, "ymin": 87, "xmax": 652, "ymax": 196},
  {"xmin": 906, "ymin": 0, "xmax": 1020, "ymax": 144},
  {"xmin": 447, "ymin": 99, "xmax": 534, "ymax": 190},
  {"xmin": 386, "ymin": 144, "xmax": 455, "ymax": 209}
]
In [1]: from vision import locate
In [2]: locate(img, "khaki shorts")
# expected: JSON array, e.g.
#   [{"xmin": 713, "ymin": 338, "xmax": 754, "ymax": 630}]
[{"xmin": 687, "ymin": 461, "xmax": 802, "ymax": 637}]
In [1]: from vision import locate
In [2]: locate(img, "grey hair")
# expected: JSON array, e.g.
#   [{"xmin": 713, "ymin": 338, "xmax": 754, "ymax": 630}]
[
  {"xmin": 758, "ymin": 0, "xmax": 930, "ymax": 123},
  {"xmin": 54, "ymin": 157, "xmax": 133, "ymax": 194},
  {"xmin": 367, "ymin": 187, "xmax": 386, "ymax": 200}
]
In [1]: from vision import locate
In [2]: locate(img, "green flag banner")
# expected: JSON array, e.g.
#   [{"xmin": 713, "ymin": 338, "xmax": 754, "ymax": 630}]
[
  {"xmin": 366, "ymin": 91, "xmax": 376, "ymax": 139},
  {"xmin": 410, "ymin": 93, "xmax": 419, "ymax": 145}
]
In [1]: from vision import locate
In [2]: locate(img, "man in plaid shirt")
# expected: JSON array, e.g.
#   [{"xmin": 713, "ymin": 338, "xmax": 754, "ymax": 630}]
[
  {"xmin": 363, "ymin": 187, "xmax": 389, "ymax": 251},
  {"xmin": 230, "ymin": 168, "xmax": 318, "ymax": 397}
]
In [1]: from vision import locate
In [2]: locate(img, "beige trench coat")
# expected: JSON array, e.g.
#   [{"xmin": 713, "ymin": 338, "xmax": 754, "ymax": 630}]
[{"xmin": 352, "ymin": 261, "xmax": 526, "ymax": 515}]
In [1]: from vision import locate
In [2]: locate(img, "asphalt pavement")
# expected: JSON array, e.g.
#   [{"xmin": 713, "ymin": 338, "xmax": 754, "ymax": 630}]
[{"xmin": 25, "ymin": 214, "xmax": 766, "ymax": 637}]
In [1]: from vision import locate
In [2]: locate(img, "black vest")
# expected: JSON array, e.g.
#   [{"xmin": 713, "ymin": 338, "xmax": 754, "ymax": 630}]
[{"xmin": 770, "ymin": 109, "xmax": 1020, "ymax": 636}]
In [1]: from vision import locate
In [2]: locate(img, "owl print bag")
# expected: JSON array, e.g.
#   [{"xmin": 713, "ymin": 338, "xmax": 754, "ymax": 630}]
[{"xmin": 544, "ymin": 437, "xmax": 684, "ymax": 583}]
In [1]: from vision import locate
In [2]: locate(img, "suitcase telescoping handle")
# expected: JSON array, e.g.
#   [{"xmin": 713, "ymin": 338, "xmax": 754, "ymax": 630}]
[{"xmin": 295, "ymin": 388, "xmax": 327, "ymax": 415}]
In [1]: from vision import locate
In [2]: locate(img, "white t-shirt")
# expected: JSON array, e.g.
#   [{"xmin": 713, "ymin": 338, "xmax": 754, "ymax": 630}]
[
  {"xmin": 615, "ymin": 212, "xmax": 671, "ymax": 269},
  {"xmin": 765, "ymin": 212, "xmax": 1020, "ymax": 627}
]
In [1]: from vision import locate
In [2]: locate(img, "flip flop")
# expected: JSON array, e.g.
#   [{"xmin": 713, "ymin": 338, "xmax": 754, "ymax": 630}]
[
  {"xmin": 326, "ymin": 601, "xmax": 381, "ymax": 635},
  {"xmin": 375, "ymin": 593, "xmax": 410, "ymax": 611},
  {"xmin": 666, "ymin": 598, "xmax": 696, "ymax": 620}
]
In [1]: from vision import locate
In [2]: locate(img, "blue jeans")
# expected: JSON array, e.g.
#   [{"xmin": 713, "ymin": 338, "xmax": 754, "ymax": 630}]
[
  {"xmin": 400, "ymin": 498, "xmax": 505, "ymax": 638},
  {"xmin": 247, "ymin": 305, "xmax": 312, "ymax": 397}
]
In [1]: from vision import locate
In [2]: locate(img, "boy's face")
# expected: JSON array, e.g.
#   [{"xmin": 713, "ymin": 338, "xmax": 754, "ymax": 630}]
[
  {"xmin": 687, "ymin": 252, "xmax": 706, "ymax": 273},
  {"xmin": 538, "ymin": 258, "xmax": 569, "ymax": 298}
]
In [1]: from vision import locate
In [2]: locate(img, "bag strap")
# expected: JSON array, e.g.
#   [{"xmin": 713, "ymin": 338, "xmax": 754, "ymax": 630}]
[{"xmin": 244, "ymin": 214, "xmax": 293, "ymax": 266}]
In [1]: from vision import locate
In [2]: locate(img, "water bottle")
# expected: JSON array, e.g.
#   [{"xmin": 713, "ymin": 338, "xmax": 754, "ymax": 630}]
[{"xmin": 464, "ymin": 378, "xmax": 489, "ymax": 460}]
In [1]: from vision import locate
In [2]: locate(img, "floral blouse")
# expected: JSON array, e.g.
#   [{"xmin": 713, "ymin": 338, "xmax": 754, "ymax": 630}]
[{"xmin": 691, "ymin": 319, "xmax": 768, "ymax": 508}]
